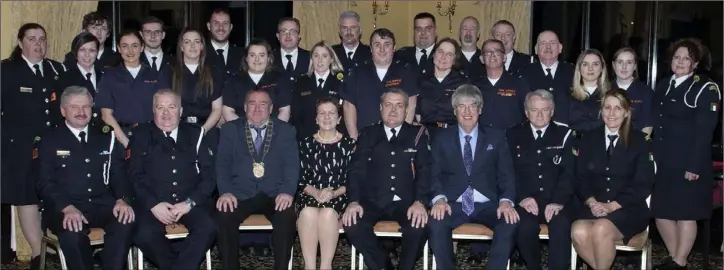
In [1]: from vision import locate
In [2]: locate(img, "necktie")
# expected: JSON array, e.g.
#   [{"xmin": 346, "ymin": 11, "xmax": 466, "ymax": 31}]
[
  {"xmin": 535, "ymin": 130, "xmax": 543, "ymax": 140},
  {"xmin": 347, "ymin": 51, "xmax": 353, "ymax": 60},
  {"xmin": 216, "ymin": 49, "xmax": 226, "ymax": 64},
  {"xmin": 33, "ymin": 64, "xmax": 43, "ymax": 79},
  {"xmin": 151, "ymin": 56, "xmax": 158, "ymax": 71},
  {"xmin": 389, "ymin": 128, "xmax": 397, "ymax": 142},
  {"xmin": 285, "ymin": 54, "xmax": 294, "ymax": 73},
  {"xmin": 253, "ymin": 126, "xmax": 266, "ymax": 153},
  {"xmin": 317, "ymin": 78, "xmax": 324, "ymax": 88},
  {"xmin": 545, "ymin": 68, "xmax": 553, "ymax": 81},
  {"xmin": 165, "ymin": 131, "xmax": 175, "ymax": 145},
  {"xmin": 607, "ymin": 134, "xmax": 618, "ymax": 156},
  {"xmin": 85, "ymin": 73, "xmax": 92, "ymax": 81},
  {"xmin": 420, "ymin": 49, "xmax": 428, "ymax": 64},
  {"xmin": 78, "ymin": 131, "xmax": 87, "ymax": 145},
  {"xmin": 462, "ymin": 135, "xmax": 475, "ymax": 216}
]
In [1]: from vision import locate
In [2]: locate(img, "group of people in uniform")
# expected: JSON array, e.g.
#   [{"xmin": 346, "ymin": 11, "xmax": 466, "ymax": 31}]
[{"xmin": 0, "ymin": 6, "xmax": 720, "ymax": 270}]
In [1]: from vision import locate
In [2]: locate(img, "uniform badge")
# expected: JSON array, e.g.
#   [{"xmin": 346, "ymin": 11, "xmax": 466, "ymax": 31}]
[
  {"xmin": 693, "ymin": 75, "xmax": 700, "ymax": 82},
  {"xmin": 19, "ymin": 87, "xmax": 32, "ymax": 93},
  {"xmin": 208, "ymin": 148, "xmax": 214, "ymax": 156},
  {"xmin": 34, "ymin": 136, "xmax": 41, "ymax": 142},
  {"xmin": 645, "ymin": 133, "xmax": 651, "ymax": 142},
  {"xmin": 572, "ymin": 147, "xmax": 579, "ymax": 156},
  {"xmin": 301, "ymin": 91, "xmax": 312, "ymax": 96},
  {"xmin": 50, "ymin": 92, "xmax": 56, "ymax": 102},
  {"xmin": 102, "ymin": 125, "xmax": 110, "ymax": 133},
  {"xmin": 56, "ymin": 150, "xmax": 70, "ymax": 156},
  {"xmin": 710, "ymin": 85, "xmax": 718, "ymax": 91},
  {"xmin": 711, "ymin": 102, "xmax": 719, "ymax": 112},
  {"xmin": 648, "ymin": 152, "xmax": 654, "ymax": 162},
  {"xmin": 32, "ymin": 148, "xmax": 38, "ymax": 159},
  {"xmin": 125, "ymin": 149, "xmax": 131, "ymax": 160},
  {"xmin": 336, "ymin": 73, "xmax": 344, "ymax": 81}
]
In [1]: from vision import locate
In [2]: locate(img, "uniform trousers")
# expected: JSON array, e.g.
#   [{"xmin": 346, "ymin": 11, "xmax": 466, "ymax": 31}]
[
  {"xmin": 134, "ymin": 206, "xmax": 217, "ymax": 270},
  {"xmin": 43, "ymin": 203, "xmax": 134, "ymax": 270},
  {"xmin": 428, "ymin": 202, "xmax": 517, "ymax": 270},
  {"xmin": 216, "ymin": 193, "xmax": 296, "ymax": 270},
  {"xmin": 515, "ymin": 205, "xmax": 571, "ymax": 270},
  {"xmin": 343, "ymin": 200, "xmax": 427, "ymax": 270}
]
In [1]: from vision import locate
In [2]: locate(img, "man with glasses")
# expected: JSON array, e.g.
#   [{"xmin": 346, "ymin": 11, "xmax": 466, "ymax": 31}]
[
  {"xmin": 273, "ymin": 17, "xmax": 310, "ymax": 81},
  {"xmin": 139, "ymin": 16, "xmax": 173, "ymax": 72},
  {"xmin": 332, "ymin": 10, "xmax": 372, "ymax": 72},
  {"xmin": 491, "ymin": 20, "xmax": 532, "ymax": 76},
  {"xmin": 394, "ymin": 12, "xmax": 437, "ymax": 75},
  {"xmin": 518, "ymin": 30, "xmax": 574, "ymax": 125}
]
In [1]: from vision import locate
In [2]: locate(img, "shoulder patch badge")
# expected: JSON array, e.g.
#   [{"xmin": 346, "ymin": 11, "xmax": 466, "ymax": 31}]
[
  {"xmin": 208, "ymin": 148, "xmax": 214, "ymax": 156},
  {"xmin": 32, "ymin": 148, "xmax": 38, "ymax": 159},
  {"xmin": 572, "ymin": 147, "xmax": 579, "ymax": 156},
  {"xmin": 34, "ymin": 136, "xmax": 41, "ymax": 142},
  {"xmin": 694, "ymin": 75, "xmax": 700, "ymax": 82},
  {"xmin": 648, "ymin": 152, "xmax": 654, "ymax": 161},
  {"xmin": 336, "ymin": 72, "xmax": 344, "ymax": 81},
  {"xmin": 125, "ymin": 149, "xmax": 131, "ymax": 160},
  {"xmin": 709, "ymin": 84, "xmax": 718, "ymax": 91},
  {"xmin": 645, "ymin": 133, "xmax": 651, "ymax": 142},
  {"xmin": 102, "ymin": 125, "xmax": 111, "ymax": 133}
]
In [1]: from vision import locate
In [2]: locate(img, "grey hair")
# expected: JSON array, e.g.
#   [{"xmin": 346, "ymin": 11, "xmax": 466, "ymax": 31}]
[
  {"xmin": 524, "ymin": 89, "xmax": 555, "ymax": 110},
  {"xmin": 451, "ymin": 84, "xmax": 483, "ymax": 108},
  {"xmin": 153, "ymin": 88, "xmax": 182, "ymax": 107},
  {"xmin": 380, "ymin": 88, "xmax": 409, "ymax": 107},
  {"xmin": 60, "ymin": 86, "xmax": 93, "ymax": 105},
  {"xmin": 339, "ymin": 10, "xmax": 361, "ymax": 25}
]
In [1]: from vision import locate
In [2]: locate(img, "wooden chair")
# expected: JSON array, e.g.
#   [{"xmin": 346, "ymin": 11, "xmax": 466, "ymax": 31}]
[
  {"xmin": 238, "ymin": 214, "xmax": 294, "ymax": 270},
  {"xmin": 350, "ymin": 221, "xmax": 430, "ymax": 270},
  {"xmin": 135, "ymin": 224, "xmax": 213, "ymax": 270},
  {"xmin": 39, "ymin": 228, "xmax": 134, "ymax": 270},
  {"xmin": 427, "ymin": 223, "xmax": 511, "ymax": 270}
]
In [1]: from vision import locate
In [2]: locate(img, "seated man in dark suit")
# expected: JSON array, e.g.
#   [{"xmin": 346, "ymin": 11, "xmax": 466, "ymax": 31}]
[
  {"xmin": 342, "ymin": 88, "xmax": 431, "ymax": 270},
  {"xmin": 215, "ymin": 88, "xmax": 299, "ymax": 270},
  {"xmin": 427, "ymin": 84, "xmax": 519, "ymax": 270}
]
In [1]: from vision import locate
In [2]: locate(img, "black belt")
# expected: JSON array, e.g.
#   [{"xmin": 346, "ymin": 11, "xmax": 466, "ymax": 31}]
[{"xmin": 182, "ymin": 116, "xmax": 207, "ymax": 125}]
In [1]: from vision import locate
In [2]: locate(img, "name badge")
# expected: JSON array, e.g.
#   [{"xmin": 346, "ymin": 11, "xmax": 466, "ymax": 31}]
[
  {"xmin": 300, "ymin": 91, "xmax": 312, "ymax": 96},
  {"xmin": 99, "ymin": 151, "xmax": 111, "ymax": 156},
  {"xmin": 385, "ymin": 79, "xmax": 402, "ymax": 87},
  {"xmin": 56, "ymin": 150, "xmax": 70, "ymax": 156},
  {"xmin": 545, "ymin": 146, "xmax": 564, "ymax": 150},
  {"xmin": 404, "ymin": 148, "xmax": 417, "ymax": 153},
  {"xmin": 187, "ymin": 116, "xmax": 197, "ymax": 124},
  {"xmin": 144, "ymin": 80, "xmax": 158, "ymax": 84},
  {"xmin": 19, "ymin": 87, "xmax": 32, "ymax": 93}
]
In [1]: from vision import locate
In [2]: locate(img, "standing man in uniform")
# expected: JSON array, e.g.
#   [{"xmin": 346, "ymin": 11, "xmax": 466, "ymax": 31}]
[
  {"xmin": 206, "ymin": 8, "xmax": 243, "ymax": 76},
  {"xmin": 395, "ymin": 12, "xmax": 437, "ymax": 75},
  {"xmin": 342, "ymin": 28, "xmax": 418, "ymax": 140},
  {"xmin": 343, "ymin": 89, "xmax": 431, "ymax": 270},
  {"xmin": 457, "ymin": 16, "xmax": 483, "ymax": 75},
  {"xmin": 507, "ymin": 90, "xmax": 574, "ymax": 270},
  {"xmin": 491, "ymin": 20, "xmax": 531, "ymax": 75},
  {"xmin": 140, "ymin": 16, "xmax": 173, "ymax": 72},
  {"xmin": 333, "ymin": 10, "xmax": 372, "ymax": 72},
  {"xmin": 36, "ymin": 86, "xmax": 135, "ymax": 270},
  {"xmin": 274, "ymin": 17, "xmax": 310, "ymax": 81},
  {"xmin": 518, "ymin": 30, "xmax": 574, "ymax": 125},
  {"xmin": 63, "ymin": 12, "xmax": 121, "ymax": 69},
  {"xmin": 128, "ymin": 89, "xmax": 217, "ymax": 270}
]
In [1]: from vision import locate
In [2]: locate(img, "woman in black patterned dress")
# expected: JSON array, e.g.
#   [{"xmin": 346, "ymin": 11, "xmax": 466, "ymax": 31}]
[{"xmin": 296, "ymin": 97, "xmax": 355, "ymax": 270}]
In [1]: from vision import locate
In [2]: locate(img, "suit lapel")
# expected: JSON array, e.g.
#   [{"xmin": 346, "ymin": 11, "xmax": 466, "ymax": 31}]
[
  {"xmin": 472, "ymin": 127, "xmax": 488, "ymax": 172},
  {"xmin": 449, "ymin": 127, "xmax": 466, "ymax": 173}
]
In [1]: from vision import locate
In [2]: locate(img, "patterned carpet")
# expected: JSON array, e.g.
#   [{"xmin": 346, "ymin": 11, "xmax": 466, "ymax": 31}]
[{"xmin": 2, "ymin": 237, "xmax": 722, "ymax": 270}]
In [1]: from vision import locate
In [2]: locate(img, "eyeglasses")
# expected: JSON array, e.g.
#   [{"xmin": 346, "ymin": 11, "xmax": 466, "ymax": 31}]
[{"xmin": 482, "ymin": 50, "xmax": 504, "ymax": 57}]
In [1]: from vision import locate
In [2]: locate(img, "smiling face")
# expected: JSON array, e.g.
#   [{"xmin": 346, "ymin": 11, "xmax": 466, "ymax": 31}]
[
  {"xmin": 244, "ymin": 91, "xmax": 273, "ymax": 125},
  {"xmin": 371, "ymin": 34, "xmax": 394, "ymax": 66},
  {"xmin": 380, "ymin": 92, "xmax": 407, "ymax": 127},
  {"xmin": 536, "ymin": 31, "xmax": 562, "ymax": 62},
  {"xmin": 207, "ymin": 12, "xmax": 233, "ymax": 42},
  {"xmin": 455, "ymin": 97, "xmax": 482, "ymax": 128},
  {"xmin": 413, "ymin": 17, "xmax": 436, "ymax": 49},
  {"xmin": 601, "ymin": 95, "xmax": 629, "ymax": 130},
  {"xmin": 671, "ymin": 46, "xmax": 698, "ymax": 77},
  {"xmin": 153, "ymin": 93, "xmax": 181, "ymax": 131},
  {"xmin": 246, "ymin": 45, "xmax": 269, "ymax": 74},
  {"xmin": 433, "ymin": 41, "xmax": 456, "ymax": 71},
  {"xmin": 118, "ymin": 34, "xmax": 143, "ymax": 66},
  {"xmin": 491, "ymin": 23, "xmax": 515, "ymax": 53},
  {"xmin": 276, "ymin": 20, "xmax": 300, "ymax": 51},
  {"xmin": 316, "ymin": 102, "xmax": 341, "ymax": 131},
  {"xmin": 76, "ymin": 41, "xmax": 98, "ymax": 70}
]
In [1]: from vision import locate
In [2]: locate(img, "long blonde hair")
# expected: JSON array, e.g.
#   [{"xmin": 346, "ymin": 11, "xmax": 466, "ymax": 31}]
[
  {"xmin": 572, "ymin": 49, "xmax": 610, "ymax": 101},
  {"xmin": 600, "ymin": 88, "xmax": 632, "ymax": 148},
  {"xmin": 306, "ymin": 41, "xmax": 345, "ymax": 76}
]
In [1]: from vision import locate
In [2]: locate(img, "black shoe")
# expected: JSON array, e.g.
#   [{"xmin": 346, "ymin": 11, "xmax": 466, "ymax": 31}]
[
  {"xmin": 653, "ymin": 257, "xmax": 678, "ymax": 270},
  {"xmin": 388, "ymin": 251, "xmax": 399, "ymax": 268},
  {"xmin": 93, "ymin": 250, "xmax": 103, "ymax": 267},
  {"xmin": 466, "ymin": 253, "xmax": 484, "ymax": 265},
  {"xmin": 29, "ymin": 256, "xmax": 40, "ymax": 270}
]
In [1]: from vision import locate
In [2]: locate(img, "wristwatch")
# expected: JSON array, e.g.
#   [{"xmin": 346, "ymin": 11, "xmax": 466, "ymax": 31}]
[{"xmin": 184, "ymin": 198, "xmax": 196, "ymax": 208}]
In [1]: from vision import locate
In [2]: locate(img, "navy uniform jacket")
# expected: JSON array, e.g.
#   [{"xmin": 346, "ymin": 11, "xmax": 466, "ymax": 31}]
[
  {"xmin": 63, "ymin": 48, "xmax": 121, "ymax": 70},
  {"xmin": 473, "ymin": 71, "xmax": 531, "ymax": 130},
  {"xmin": 507, "ymin": 122, "xmax": 575, "ymax": 205},
  {"xmin": 332, "ymin": 43, "xmax": 373, "ymax": 73},
  {"xmin": 341, "ymin": 60, "xmax": 419, "ymax": 129},
  {"xmin": 53, "ymin": 64, "xmax": 105, "ymax": 127},
  {"xmin": 574, "ymin": 126, "xmax": 654, "ymax": 208},
  {"xmin": 127, "ymin": 123, "xmax": 215, "ymax": 210},
  {"xmin": 347, "ymin": 123, "xmax": 431, "ymax": 208},
  {"xmin": 417, "ymin": 69, "xmax": 470, "ymax": 126},
  {"xmin": 158, "ymin": 63, "xmax": 224, "ymax": 125},
  {"xmin": 205, "ymin": 42, "xmax": 243, "ymax": 78},
  {"xmin": 652, "ymin": 75, "xmax": 721, "ymax": 172},
  {"xmin": 518, "ymin": 61, "xmax": 575, "ymax": 124},
  {"xmin": 430, "ymin": 124, "xmax": 516, "ymax": 204},
  {"xmin": 222, "ymin": 70, "xmax": 292, "ymax": 119},
  {"xmin": 568, "ymin": 89, "xmax": 603, "ymax": 133},
  {"xmin": 140, "ymin": 51, "xmax": 174, "ymax": 72},
  {"xmin": 215, "ymin": 118, "xmax": 299, "ymax": 200},
  {"xmin": 614, "ymin": 80, "xmax": 654, "ymax": 131},
  {"xmin": 506, "ymin": 50, "xmax": 532, "ymax": 76},
  {"xmin": 36, "ymin": 124, "xmax": 130, "ymax": 213},
  {"xmin": 290, "ymin": 72, "xmax": 347, "ymax": 140},
  {"xmin": 273, "ymin": 48, "xmax": 311, "ymax": 81},
  {"xmin": 95, "ymin": 65, "xmax": 161, "ymax": 125},
  {"xmin": 394, "ymin": 46, "xmax": 434, "ymax": 75},
  {"xmin": 457, "ymin": 49, "xmax": 483, "ymax": 76}
]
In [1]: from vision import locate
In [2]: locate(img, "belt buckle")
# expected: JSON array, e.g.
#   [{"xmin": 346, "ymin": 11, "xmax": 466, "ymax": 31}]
[
  {"xmin": 187, "ymin": 116, "xmax": 197, "ymax": 124},
  {"xmin": 436, "ymin": 122, "xmax": 448, "ymax": 128}
]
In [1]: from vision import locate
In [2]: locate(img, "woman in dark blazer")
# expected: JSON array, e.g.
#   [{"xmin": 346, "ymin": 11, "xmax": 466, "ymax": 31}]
[
  {"xmin": 290, "ymin": 41, "xmax": 347, "ymax": 141},
  {"xmin": 610, "ymin": 47, "xmax": 654, "ymax": 135},
  {"xmin": 55, "ymin": 32, "xmax": 105, "ymax": 127},
  {"xmin": 568, "ymin": 49, "xmax": 611, "ymax": 133},
  {"xmin": 570, "ymin": 88, "xmax": 655, "ymax": 270},
  {"xmin": 651, "ymin": 38, "xmax": 720, "ymax": 270}
]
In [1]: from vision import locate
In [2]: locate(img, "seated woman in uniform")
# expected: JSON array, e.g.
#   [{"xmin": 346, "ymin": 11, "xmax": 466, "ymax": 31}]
[
  {"xmin": 416, "ymin": 37, "xmax": 470, "ymax": 137},
  {"xmin": 97, "ymin": 30, "xmax": 162, "ymax": 147},
  {"xmin": 222, "ymin": 38, "xmax": 292, "ymax": 122},
  {"xmin": 158, "ymin": 28, "xmax": 223, "ymax": 146},
  {"xmin": 55, "ymin": 32, "xmax": 105, "ymax": 127},
  {"xmin": 611, "ymin": 47, "xmax": 653, "ymax": 135},
  {"xmin": 568, "ymin": 49, "xmax": 611, "ymax": 133},
  {"xmin": 651, "ymin": 38, "xmax": 720, "ymax": 270},
  {"xmin": 290, "ymin": 41, "xmax": 346, "ymax": 141},
  {"xmin": 570, "ymin": 88, "xmax": 655, "ymax": 270},
  {"xmin": 296, "ymin": 97, "xmax": 355, "ymax": 270}
]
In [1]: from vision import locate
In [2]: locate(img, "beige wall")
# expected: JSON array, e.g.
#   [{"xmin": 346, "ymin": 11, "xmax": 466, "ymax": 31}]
[{"xmin": 294, "ymin": 1, "xmax": 531, "ymax": 53}]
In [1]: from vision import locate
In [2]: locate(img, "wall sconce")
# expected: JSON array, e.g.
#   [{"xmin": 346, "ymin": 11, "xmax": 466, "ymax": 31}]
[
  {"xmin": 437, "ymin": 1, "xmax": 456, "ymax": 33},
  {"xmin": 372, "ymin": 1, "xmax": 389, "ymax": 29}
]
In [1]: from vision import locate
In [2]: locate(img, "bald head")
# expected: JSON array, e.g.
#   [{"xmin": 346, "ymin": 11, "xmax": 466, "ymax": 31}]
[{"xmin": 458, "ymin": 16, "xmax": 480, "ymax": 48}]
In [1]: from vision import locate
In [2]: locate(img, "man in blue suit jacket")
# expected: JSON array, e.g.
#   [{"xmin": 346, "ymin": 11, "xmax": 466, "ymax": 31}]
[
  {"xmin": 214, "ymin": 89, "xmax": 299, "ymax": 270},
  {"xmin": 427, "ymin": 84, "xmax": 520, "ymax": 270}
]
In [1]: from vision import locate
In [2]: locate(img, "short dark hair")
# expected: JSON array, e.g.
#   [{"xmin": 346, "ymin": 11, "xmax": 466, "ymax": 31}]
[
  {"xmin": 242, "ymin": 38, "xmax": 274, "ymax": 72},
  {"xmin": 481, "ymin": 38, "xmax": 505, "ymax": 52},
  {"xmin": 82, "ymin": 12, "xmax": 109, "ymax": 30},
  {"xmin": 277, "ymin": 17, "xmax": 301, "ymax": 32},
  {"xmin": 208, "ymin": 8, "xmax": 231, "ymax": 22},
  {"xmin": 432, "ymin": 37, "xmax": 462, "ymax": 70},
  {"xmin": 141, "ymin": 16, "xmax": 165, "ymax": 30},
  {"xmin": 668, "ymin": 38, "xmax": 709, "ymax": 71},
  {"xmin": 244, "ymin": 88, "xmax": 273, "ymax": 104},
  {"xmin": 414, "ymin": 12, "xmax": 436, "ymax": 26},
  {"xmin": 11, "ymin": 23, "xmax": 46, "ymax": 60},
  {"xmin": 316, "ymin": 97, "xmax": 342, "ymax": 114},
  {"xmin": 117, "ymin": 29, "xmax": 144, "ymax": 46},
  {"xmin": 369, "ymin": 28, "xmax": 396, "ymax": 46},
  {"xmin": 71, "ymin": 32, "xmax": 100, "ymax": 58},
  {"xmin": 492, "ymin": 20, "xmax": 516, "ymax": 33}
]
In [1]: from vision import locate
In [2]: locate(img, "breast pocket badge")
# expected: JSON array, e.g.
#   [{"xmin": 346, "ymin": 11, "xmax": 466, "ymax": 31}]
[
  {"xmin": 19, "ymin": 87, "xmax": 32, "ymax": 93},
  {"xmin": 56, "ymin": 150, "xmax": 70, "ymax": 158}
]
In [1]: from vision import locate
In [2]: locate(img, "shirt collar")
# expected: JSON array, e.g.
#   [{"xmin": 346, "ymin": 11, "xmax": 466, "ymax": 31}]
[
  {"xmin": 22, "ymin": 54, "xmax": 43, "ymax": 72},
  {"xmin": 671, "ymin": 73, "xmax": 693, "ymax": 88},
  {"xmin": 605, "ymin": 127, "xmax": 619, "ymax": 137},
  {"xmin": 161, "ymin": 126, "xmax": 179, "ymax": 140},
  {"xmin": 65, "ymin": 122, "xmax": 89, "ymax": 140},
  {"xmin": 344, "ymin": 43, "xmax": 359, "ymax": 54},
  {"xmin": 458, "ymin": 125, "xmax": 479, "ymax": 140},
  {"xmin": 281, "ymin": 48, "xmax": 299, "ymax": 57},
  {"xmin": 417, "ymin": 44, "xmax": 434, "ymax": 54},
  {"xmin": 97, "ymin": 47, "xmax": 104, "ymax": 60},
  {"xmin": 211, "ymin": 40, "xmax": 230, "ymax": 51},
  {"xmin": 77, "ymin": 64, "xmax": 94, "ymax": 76},
  {"xmin": 248, "ymin": 119, "xmax": 270, "ymax": 129},
  {"xmin": 506, "ymin": 50, "xmax": 514, "ymax": 61},
  {"xmin": 530, "ymin": 123, "xmax": 549, "ymax": 137},
  {"xmin": 315, "ymin": 70, "xmax": 330, "ymax": 80},
  {"xmin": 383, "ymin": 123, "xmax": 403, "ymax": 132},
  {"xmin": 540, "ymin": 61, "xmax": 559, "ymax": 76}
]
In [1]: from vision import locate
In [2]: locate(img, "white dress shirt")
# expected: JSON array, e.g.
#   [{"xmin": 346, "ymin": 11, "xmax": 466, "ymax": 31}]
[
  {"xmin": 314, "ymin": 70, "xmax": 330, "ymax": 88},
  {"xmin": 163, "ymin": 127, "xmax": 179, "ymax": 141},
  {"xmin": 531, "ymin": 123, "xmax": 549, "ymax": 139},
  {"xmin": 97, "ymin": 47, "xmax": 105, "ymax": 60},
  {"xmin": 78, "ymin": 64, "xmax": 97, "ymax": 90},
  {"xmin": 22, "ymin": 54, "xmax": 43, "ymax": 76},
  {"xmin": 415, "ymin": 45, "xmax": 434, "ymax": 64},
  {"xmin": 344, "ymin": 43, "xmax": 359, "ymax": 59},
  {"xmin": 505, "ymin": 50, "xmax": 515, "ymax": 71},
  {"xmin": 605, "ymin": 127, "xmax": 619, "ymax": 148},
  {"xmin": 66, "ymin": 122, "xmax": 89, "ymax": 142},
  {"xmin": 144, "ymin": 50, "xmax": 163, "ymax": 71},
  {"xmin": 211, "ymin": 40, "xmax": 230, "ymax": 64},
  {"xmin": 671, "ymin": 73, "xmax": 693, "ymax": 88},
  {"xmin": 541, "ymin": 61, "xmax": 559, "ymax": 78},
  {"xmin": 280, "ymin": 48, "xmax": 299, "ymax": 70}
]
